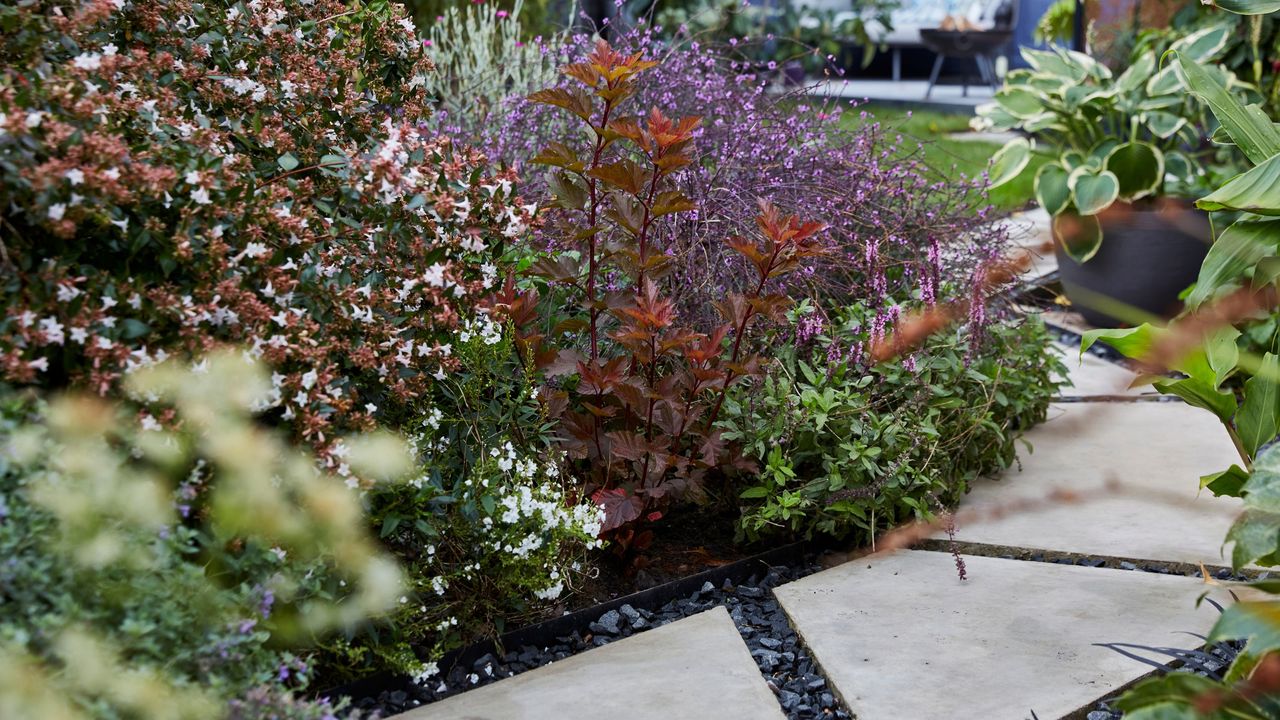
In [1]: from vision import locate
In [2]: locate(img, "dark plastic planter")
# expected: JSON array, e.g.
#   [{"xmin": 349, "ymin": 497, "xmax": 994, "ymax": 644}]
[{"xmin": 1054, "ymin": 202, "xmax": 1211, "ymax": 327}]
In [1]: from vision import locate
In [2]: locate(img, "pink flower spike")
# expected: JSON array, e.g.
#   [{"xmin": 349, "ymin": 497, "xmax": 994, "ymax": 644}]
[
  {"xmin": 423, "ymin": 39, "xmax": 433, "ymax": 47},
  {"xmin": 496, "ymin": 9, "xmax": 508, "ymax": 17}
]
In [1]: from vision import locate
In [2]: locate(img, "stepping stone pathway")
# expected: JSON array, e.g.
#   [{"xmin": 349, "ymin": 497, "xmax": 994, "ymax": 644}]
[
  {"xmin": 400, "ymin": 607, "xmax": 785, "ymax": 720},
  {"xmin": 398, "ymin": 329, "xmax": 1258, "ymax": 720},
  {"xmin": 1001, "ymin": 208, "xmax": 1057, "ymax": 284},
  {"xmin": 941, "ymin": 401, "xmax": 1244, "ymax": 567},
  {"xmin": 1050, "ymin": 343, "xmax": 1158, "ymax": 399},
  {"xmin": 775, "ymin": 551, "xmax": 1238, "ymax": 720}
]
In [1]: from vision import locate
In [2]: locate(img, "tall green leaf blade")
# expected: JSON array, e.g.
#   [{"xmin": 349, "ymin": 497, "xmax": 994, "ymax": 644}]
[
  {"xmin": 1186, "ymin": 219, "xmax": 1280, "ymax": 307},
  {"xmin": 1198, "ymin": 152, "xmax": 1280, "ymax": 215},
  {"xmin": 1176, "ymin": 52, "xmax": 1280, "ymax": 165},
  {"xmin": 1081, "ymin": 324, "xmax": 1160, "ymax": 359},
  {"xmin": 1238, "ymin": 352, "xmax": 1280, "ymax": 457},
  {"xmin": 1211, "ymin": 0, "xmax": 1280, "ymax": 14}
]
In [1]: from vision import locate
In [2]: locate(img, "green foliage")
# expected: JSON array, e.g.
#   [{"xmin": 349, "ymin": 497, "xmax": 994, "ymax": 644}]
[
  {"xmin": 329, "ymin": 314, "xmax": 603, "ymax": 681},
  {"xmin": 419, "ymin": 0, "xmax": 562, "ymax": 129},
  {"xmin": 0, "ymin": 355, "xmax": 405, "ymax": 719},
  {"xmin": 977, "ymin": 34, "xmax": 1241, "ymax": 262},
  {"xmin": 719, "ymin": 305, "xmax": 1064, "ymax": 542},
  {"xmin": 1033, "ymin": 0, "xmax": 1075, "ymax": 46},
  {"xmin": 654, "ymin": 0, "xmax": 898, "ymax": 70}
]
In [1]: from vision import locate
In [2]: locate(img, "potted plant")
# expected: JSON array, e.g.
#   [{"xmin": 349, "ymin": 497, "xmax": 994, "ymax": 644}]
[{"xmin": 975, "ymin": 29, "xmax": 1243, "ymax": 326}]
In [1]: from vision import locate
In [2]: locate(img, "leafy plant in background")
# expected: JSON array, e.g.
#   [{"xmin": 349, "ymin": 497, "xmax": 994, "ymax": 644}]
[
  {"xmin": 719, "ymin": 303, "xmax": 1063, "ymax": 543},
  {"xmin": 499, "ymin": 40, "xmax": 826, "ymax": 555},
  {"xmin": 653, "ymin": 0, "xmax": 897, "ymax": 71},
  {"xmin": 1033, "ymin": 0, "xmax": 1076, "ymax": 46},
  {"xmin": 978, "ymin": 29, "xmax": 1239, "ymax": 262},
  {"xmin": 1134, "ymin": 2, "xmax": 1280, "ymax": 118},
  {"xmin": 1082, "ymin": 2, "xmax": 1280, "ymax": 714},
  {"xmin": 419, "ymin": 0, "xmax": 563, "ymax": 134},
  {"xmin": 0, "ymin": 355, "xmax": 410, "ymax": 719}
]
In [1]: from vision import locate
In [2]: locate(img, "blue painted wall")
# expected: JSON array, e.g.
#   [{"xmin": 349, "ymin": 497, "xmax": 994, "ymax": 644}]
[{"xmin": 1009, "ymin": 0, "xmax": 1057, "ymax": 68}]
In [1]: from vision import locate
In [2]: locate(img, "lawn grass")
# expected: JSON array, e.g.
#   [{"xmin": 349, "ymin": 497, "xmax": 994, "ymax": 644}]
[{"xmin": 840, "ymin": 104, "xmax": 1044, "ymax": 211}]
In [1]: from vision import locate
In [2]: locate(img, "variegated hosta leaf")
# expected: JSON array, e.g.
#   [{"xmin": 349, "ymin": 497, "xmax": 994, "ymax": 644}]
[
  {"xmin": 1104, "ymin": 142, "xmax": 1163, "ymax": 200},
  {"xmin": 987, "ymin": 136, "xmax": 1032, "ymax": 188},
  {"xmin": 1068, "ymin": 167, "xmax": 1120, "ymax": 216}
]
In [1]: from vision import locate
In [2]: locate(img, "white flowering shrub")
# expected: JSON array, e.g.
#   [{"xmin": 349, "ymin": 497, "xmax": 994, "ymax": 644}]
[
  {"xmin": 0, "ymin": 0, "xmax": 533, "ymax": 464},
  {"xmin": 334, "ymin": 311, "xmax": 603, "ymax": 682}
]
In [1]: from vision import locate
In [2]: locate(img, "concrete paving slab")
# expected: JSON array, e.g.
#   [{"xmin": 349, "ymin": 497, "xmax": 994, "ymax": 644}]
[
  {"xmin": 946, "ymin": 402, "xmax": 1245, "ymax": 567},
  {"xmin": 398, "ymin": 607, "xmax": 784, "ymax": 720},
  {"xmin": 1001, "ymin": 208, "xmax": 1057, "ymax": 282},
  {"xmin": 1042, "ymin": 309, "xmax": 1096, "ymax": 337},
  {"xmin": 1049, "ymin": 343, "xmax": 1156, "ymax": 399},
  {"xmin": 776, "ymin": 550, "xmax": 1238, "ymax": 720}
]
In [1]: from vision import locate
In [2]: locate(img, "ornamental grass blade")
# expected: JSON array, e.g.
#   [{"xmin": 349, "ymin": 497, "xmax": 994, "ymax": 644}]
[
  {"xmin": 1176, "ymin": 52, "xmax": 1280, "ymax": 166},
  {"xmin": 1185, "ymin": 219, "xmax": 1280, "ymax": 307},
  {"xmin": 1210, "ymin": 0, "xmax": 1280, "ymax": 14},
  {"xmin": 1198, "ymin": 152, "xmax": 1280, "ymax": 215}
]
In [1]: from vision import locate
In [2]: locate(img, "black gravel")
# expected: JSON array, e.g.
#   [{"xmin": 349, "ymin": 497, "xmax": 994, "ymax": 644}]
[{"xmin": 348, "ymin": 562, "xmax": 851, "ymax": 720}]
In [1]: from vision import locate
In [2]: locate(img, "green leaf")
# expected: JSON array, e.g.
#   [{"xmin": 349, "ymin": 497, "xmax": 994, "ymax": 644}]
[
  {"xmin": 1021, "ymin": 48, "xmax": 1086, "ymax": 81},
  {"xmin": 1200, "ymin": 464, "xmax": 1250, "ymax": 497},
  {"xmin": 1211, "ymin": 0, "xmax": 1280, "ymax": 14},
  {"xmin": 1186, "ymin": 219, "xmax": 1280, "ymax": 307},
  {"xmin": 1081, "ymin": 324, "xmax": 1159, "ymax": 359},
  {"xmin": 1143, "ymin": 111, "xmax": 1186, "ymax": 139},
  {"xmin": 1052, "ymin": 211, "xmax": 1103, "ymax": 263},
  {"xmin": 1199, "ymin": 153, "xmax": 1280, "ymax": 215},
  {"xmin": 988, "ymin": 137, "xmax": 1032, "ymax": 188},
  {"xmin": 1105, "ymin": 142, "xmax": 1163, "ymax": 200},
  {"xmin": 1152, "ymin": 375, "xmax": 1239, "ymax": 423},
  {"xmin": 1206, "ymin": 326, "xmax": 1242, "ymax": 388},
  {"xmin": 1069, "ymin": 169, "xmax": 1120, "ymax": 216},
  {"xmin": 1208, "ymin": 600, "xmax": 1280, "ymax": 654},
  {"xmin": 994, "ymin": 87, "xmax": 1044, "ymax": 119},
  {"xmin": 1169, "ymin": 23, "xmax": 1233, "ymax": 64},
  {"xmin": 277, "ymin": 152, "xmax": 299, "ymax": 171},
  {"xmin": 1238, "ymin": 352, "xmax": 1280, "ymax": 457},
  {"xmin": 1176, "ymin": 52, "xmax": 1280, "ymax": 166},
  {"xmin": 740, "ymin": 487, "xmax": 770, "ymax": 499},
  {"xmin": 1113, "ymin": 673, "xmax": 1223, "ymax": 715},
  {"xmin": 1226, "ymin": 510, "xmax": 1280, "ymax": 568},
  {"xmin": 1245, "ymin": 445, "xmax": 1280, "ymax": 514},
  {"xmin": 1033, "ymin": 163, "xmax": 1071, "ymax": 215},
  {"xmin": 1115, "ymin": 51, "xmax": 1156, "ymax": 95}
]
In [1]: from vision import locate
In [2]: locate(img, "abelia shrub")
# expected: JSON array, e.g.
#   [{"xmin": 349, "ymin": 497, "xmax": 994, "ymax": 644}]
[{"xmin": 0, "ymin": 0, "xmax": 531, "ymax": 466}]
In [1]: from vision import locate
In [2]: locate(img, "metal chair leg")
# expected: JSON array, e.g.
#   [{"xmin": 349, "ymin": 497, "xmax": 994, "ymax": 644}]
[
  {"xmin": 892, "ymin": 47, "xmax": 901, "ymax": 82},
  {"xmin": 925, "ymin": 53, "xmax": 944, "ymax": 99}
]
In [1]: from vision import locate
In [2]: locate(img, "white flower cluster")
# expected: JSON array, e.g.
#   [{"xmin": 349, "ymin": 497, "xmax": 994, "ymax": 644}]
[{"xmin": 458, "ymin": 310, "xmax": 502, "ymax": 346}]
